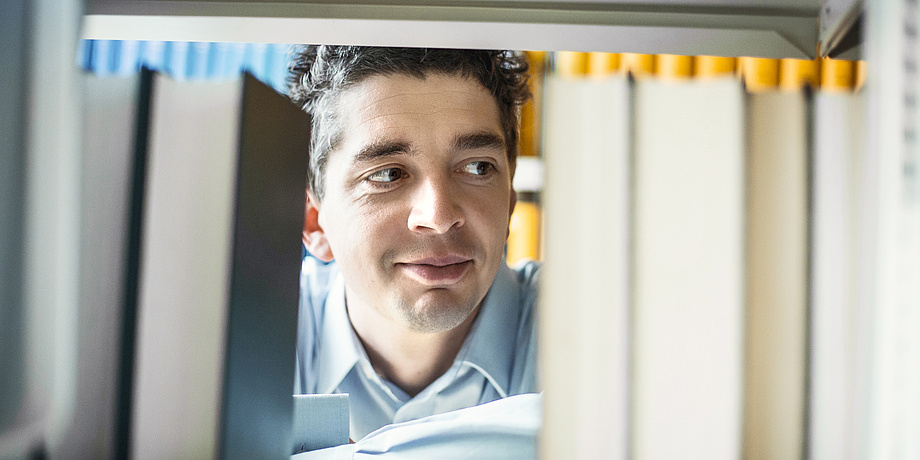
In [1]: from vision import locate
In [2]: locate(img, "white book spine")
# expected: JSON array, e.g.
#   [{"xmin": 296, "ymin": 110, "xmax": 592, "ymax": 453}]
[
  {"xmin": 632, "ymin": 79, "xmax": 745, "ymax": 460},
  {"xmin": 65, "ymin": 73, "xmax": 140, "ymax": 458},
  {"xmin": 131, "ymin": 76, "xmax": 242, "ymax": 460},
  {"xmin": 540, "ymin": 75, "xmax": 630, "ymax": 460},
  {"xmin": 860, "ymin": 0, "xmax": 920, "ymax": 457},
  {"xmin": 811, "ymin": 91, "xmax": 866, "ymax": 460}
]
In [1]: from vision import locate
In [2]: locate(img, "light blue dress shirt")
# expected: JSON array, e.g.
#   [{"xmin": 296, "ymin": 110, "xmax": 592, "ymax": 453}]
[{"xmin": 293, "ymin": 256, "xmax": 541, "ymax": 458}]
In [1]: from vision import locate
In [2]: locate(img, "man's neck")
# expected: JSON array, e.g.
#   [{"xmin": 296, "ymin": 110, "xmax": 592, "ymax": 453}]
[{"xmin": 346, "ymin": 295, "xmax": 480, "ymax": 398}]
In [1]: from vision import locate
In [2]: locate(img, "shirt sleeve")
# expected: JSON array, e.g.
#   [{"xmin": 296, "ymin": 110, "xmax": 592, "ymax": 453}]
[{"xmin": 291, "ymin": 393, "xmax": 541, "ymax": 460}]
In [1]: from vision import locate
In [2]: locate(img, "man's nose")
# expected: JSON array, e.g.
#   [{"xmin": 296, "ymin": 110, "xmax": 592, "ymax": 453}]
[{"xmin": 407, "ymin": 177, "xmax": 464, "ymax": 234}]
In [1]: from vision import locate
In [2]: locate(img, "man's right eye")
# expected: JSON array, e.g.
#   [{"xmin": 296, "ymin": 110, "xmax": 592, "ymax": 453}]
[{"xmin": 367, "ymin": 167, "xmax": 405, "ymax": 183}]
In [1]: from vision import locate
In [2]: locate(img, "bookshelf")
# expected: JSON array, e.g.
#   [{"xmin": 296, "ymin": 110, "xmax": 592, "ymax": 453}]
[
  {"xmin": 83, "ymin": 0, "xmax": 821, "ymax": 59},
  {"xmin": 8, "ymin": 0, "xmax": 914, "ymax": 458},
  {"xmin": 820, "ymin": 0, "xmax": 863, "ymax": 59}
]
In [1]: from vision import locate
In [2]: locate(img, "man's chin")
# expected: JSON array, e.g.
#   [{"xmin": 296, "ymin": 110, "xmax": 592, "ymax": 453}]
[{"xmin": 395, "ymin": 293, "xmax": 481, "ymax": 334}]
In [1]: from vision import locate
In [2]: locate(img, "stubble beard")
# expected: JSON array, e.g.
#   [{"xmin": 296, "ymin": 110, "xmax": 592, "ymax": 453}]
[
  {"xmin": 384, "ymin": 234, "xmax": 488, "ymax": 334},
  {"xmin": 391, "ymin": 289, "xmax": 482, "ymax": 334}
]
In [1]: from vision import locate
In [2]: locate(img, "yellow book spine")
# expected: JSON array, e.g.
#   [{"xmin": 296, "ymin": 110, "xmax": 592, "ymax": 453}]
[
  {"xmin": 821, "ymin": 57, "xmax": 856, "ymax": 91},
  {"xmin": 588, "ymin": 52, "xmax": 621, "ymax": 78},
  {"xmin": 507, "ymin": 200, "xmax": 542, "ymax": 264},
  {"xmin": 520, "ymin": 51, "xmax": 546, "ymax": 157},
  {"xmin": 855, "ymin": 60, "xmax": 867, "ymax": 91},
  {"xmin": 656, "ymin": 54, "xmax": 694, "ymax": 80},
  {"xmin": 695, "ymin": 56, "xmax": 737, "ymax": 78},
  {"xmin": 779, "ymin": 58, "xmax": 821, "ymax": 91},
  {"xmin": 738, "ymin": 57, "xmax": 780, "ymax": 92},
  {"xmin": 621, "ymin": 53, "xmax": 656, "ymax": 78},
  {"xmin": 555, "ymin": 51, "xmax": 589, "ymax": 77}
]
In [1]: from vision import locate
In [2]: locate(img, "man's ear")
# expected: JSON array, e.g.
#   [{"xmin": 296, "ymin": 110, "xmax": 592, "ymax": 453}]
[{"xmin": 303, "ymin": 190, "xmax": 334, "ymax": 262}]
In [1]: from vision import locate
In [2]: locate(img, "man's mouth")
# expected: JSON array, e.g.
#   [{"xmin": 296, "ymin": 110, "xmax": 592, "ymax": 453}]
[{"xmin": 397, "ymin": 255, "xmax": 473, "ymax": 285}]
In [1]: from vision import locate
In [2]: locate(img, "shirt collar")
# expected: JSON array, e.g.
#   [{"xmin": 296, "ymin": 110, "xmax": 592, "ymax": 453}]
[
  {"xmin": 315, "ymin": 274, "xmax": 361, "ymax": 394},
  {"xmin": 453, "ymin": 261, "xmax": 520, "ymax": 398},
  {"xmin": 315, "ymin": 261, "xmax": 522, "ymax": 397}
]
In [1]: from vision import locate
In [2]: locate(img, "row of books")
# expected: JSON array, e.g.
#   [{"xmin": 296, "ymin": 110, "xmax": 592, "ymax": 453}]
[
  {"xmin": 67, "ymin": 65, "xmax": 907, "ymax": 460},
  {"xmin": 505, "ymin": 50, "xmax": 866, "ymax": 267},
  {"xmin": 547, "ymin": 51, "xmax": 864, "ymax": 92},
  {"xmin": 78, "ymin": 40, "xmax": 291, "ymax": 93},
  {"xmin": 70, "ymin": 71, "xmax": 308, "ymax": 459},
  {"xmin": 538, "ymin": 75, "xmax": 883, "ymax": 459}
]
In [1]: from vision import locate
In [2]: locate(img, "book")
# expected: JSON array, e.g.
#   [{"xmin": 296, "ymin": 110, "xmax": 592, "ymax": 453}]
[
  {"xmin": 540, "ymin": 74, "xmax": 630, "ymax": 460},
  {"xmin": 291, "ymin": 394, "xmax": 350, "ymax": 454},
  {"xmin": 656, "ymin": 54, "xmax": 693, "ymax": 81},
  {"xmin": 129, "ymin": 72, "xmax": 310, "ymax": 459},
  {"xmin": 858, "ymin": 1, "xmax": 920, "ymax": 455},
  {"xmin": 810, "ymin": 90, "xmax": 866, "ymax": 460},
  {"xmin": 631, "ymin": 78, "xmax": 745, "ymax": 460},
  {"xmin": 507, "ymin": 156, "xmax": 544, "ymax": 265},
  {"xmin": 50, "ymin": 72, "xmax": 143, "ymax": 459},
  {"xmin": 744, "ymin": 90, "xmax": 810, "ymax": 460},
  {"xmin": 0, "ymin": 0, "xmax": 82, "ymax": 456}
]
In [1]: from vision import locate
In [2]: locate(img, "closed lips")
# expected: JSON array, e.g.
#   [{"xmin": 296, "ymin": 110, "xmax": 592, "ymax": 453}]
[{"xmin": 397, "ymin": 256, "xmax": 473, "ymax": 284}]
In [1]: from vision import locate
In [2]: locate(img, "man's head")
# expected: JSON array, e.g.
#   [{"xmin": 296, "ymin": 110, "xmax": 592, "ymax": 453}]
[
  {"xmin": 288, "ymin": 46, "xmax": 530, "ymax": 201},
  {"xmin": 288, "ymin": 46, "xmax": 530, "ymax": 335}
]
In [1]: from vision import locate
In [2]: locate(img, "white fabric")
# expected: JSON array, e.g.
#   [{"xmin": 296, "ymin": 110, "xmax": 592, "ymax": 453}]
[{"xmin": 292, "ymin": 393, "xmax": 541, "ymax": 460}]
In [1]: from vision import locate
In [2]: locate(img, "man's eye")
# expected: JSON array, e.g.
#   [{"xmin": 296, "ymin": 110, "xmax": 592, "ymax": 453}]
[
  {"xmin": 367, "ymin": 167, "xmax": 405, "ymax": 183},
  {"xmin": 462, "ymin": 161, "xmax": 495, "ymax": 176}
]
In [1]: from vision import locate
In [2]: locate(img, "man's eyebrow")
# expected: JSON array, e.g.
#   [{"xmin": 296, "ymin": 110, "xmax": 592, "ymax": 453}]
[
  {"xmin": 452, "ymin": 132, "xmax": 505, "ymax": 152},
  {"xmin": 354, "ymin": 140, "xmax": 414, "ymax": 164}
]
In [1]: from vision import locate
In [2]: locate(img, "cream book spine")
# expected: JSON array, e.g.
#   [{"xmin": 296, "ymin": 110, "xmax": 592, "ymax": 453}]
[
  {"xmin": 744, "ymin": 90, "xmax": 809, "ymax": 460},
  {"xmin": 632, "ymin": 78, "xmax": 745, "ymax": 460},
  {"xmin": 540, "ymin": 74, "xmax": 631, "ymax": 460}
]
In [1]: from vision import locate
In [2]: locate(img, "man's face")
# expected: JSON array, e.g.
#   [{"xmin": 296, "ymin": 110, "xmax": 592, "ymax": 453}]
[{"xmin": 312, "ymin": 73, "xmax": 516, "ymax": 334}]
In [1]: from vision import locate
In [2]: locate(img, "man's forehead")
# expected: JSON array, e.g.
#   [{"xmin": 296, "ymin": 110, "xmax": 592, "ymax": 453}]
[
  {"xmin": 340, "ymin": 72, "xmax": 494, "ymax": 112},
  {"xmin": 334, "ymin": 72, "xmax": 503, "ymax": 142}
]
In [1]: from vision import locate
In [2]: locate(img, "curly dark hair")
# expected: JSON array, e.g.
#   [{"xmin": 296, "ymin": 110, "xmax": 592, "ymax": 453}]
[{"xmin": 287, "ymin": 45, "xmax": 531, "ymax": 200}]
